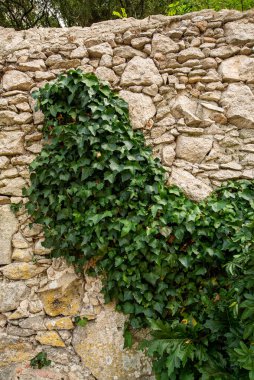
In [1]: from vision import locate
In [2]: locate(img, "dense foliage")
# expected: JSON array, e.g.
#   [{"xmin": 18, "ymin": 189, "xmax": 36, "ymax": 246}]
[
  {"xmin": 25, "ymin": 70, "xmax": 254, "ymax": 379},
  {"xmin": 1, "ymin": 0, "xmax": 253, "ymax": 29}
]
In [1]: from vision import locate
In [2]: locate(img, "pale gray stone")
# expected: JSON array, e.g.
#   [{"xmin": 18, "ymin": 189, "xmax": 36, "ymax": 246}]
[
  {"xmin": 168, "ymin": 167, "xmax": 212, "ymax": 202},
  {"xmin": 210, "ymin": 45, "xmax": 239, "ymax": 59},
  {"xmin": 95, "ymin": 67, "xmax": 118, "ymax": 83},
  {"xmin": 18, "ymin": 59, "xmax": 46, "ymax": 72},
  {"xmin": 88, "ymin": 42, "xmax": 113, "ymax": 57},
  {"xmin": 0, "ymin": 281, "xmax": 28, "ymax": 312},
  {"xmin": 121, "ymin": 57, "xmax": 163, "ymax": 87},
  {"xmin": 221, "ymin": 83, "xmax": 254, "ymax": 129},
  {"xmin": 0, "ymin": 111, "xmax": 16, "ymax": 126},
  {"xmin": 225, "ymin": 21, "xmax": 254, "ymax": 45},
  {"xmin": 219, "ymin": 55, "xmax": 254, "ymax": 82},
  {"xmin": 19, "ymin": 316, "xmax": 46, "ymax": 330},
  {"xmin": 210, "ymin": 170, "xmax": 241, "ymax": 181},
  {"xmin": 151, "ymin": 33, "xmax": 179, "ymax": 55},
  {"xmin": 70, "ymin": 46, "xmax": 88, "ymax": 59},
  {"xmin": 0, "ymin": 177, "xmax": 26, "ymax": 196},
  {"xmin": 176, "ymin": 136, "xmax": 213, "ymax": 163},
  {"xmin": 113, "ymin": 46, "xmax": 146, "ymax": 59},
  {"xmin": 2, "ymin": 70, "xmax": 33, "ymax": 91},
  {"xmin": 120, "ymin": 91, "xmax": 156, "ymax": 130},
  {"xmin": 170, "ymin": 95, "xmax": 201, "ymax": 126},
  {"xmin": 0, "ymin": 205, "xmax": 18, "ymax": 264},
  {"xmin": 162, "ymin": 145, "xmax": 176, "ymax": 166},
  {"xmin": 178, "ymin": 48, "xmax": 205, "ymax": 63}
]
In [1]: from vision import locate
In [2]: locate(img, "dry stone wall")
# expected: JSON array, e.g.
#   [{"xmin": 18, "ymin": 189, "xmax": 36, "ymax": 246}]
[{"xmin": 0, "ymin": 8, "xmax": 254, "ymax": 380}]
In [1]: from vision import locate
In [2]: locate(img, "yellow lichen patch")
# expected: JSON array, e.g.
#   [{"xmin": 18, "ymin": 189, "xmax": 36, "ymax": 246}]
[
  {"xmin": 45, "ymin": 316, "xmax": 74, "ymax": 330},
  {"xmin": 39, "ymin": 281, "xmax": 82, "ymax": 316},
  {"xmin": 0, "ymin": 336, "xmax": 34, "ymax": 367},
  {"xmin": 0, "ymin": 262, "xmax": 48, "ymax": 280},
  {"xmin": 36, "ymin": 331, "xmax": 65, "ymax": 347}
]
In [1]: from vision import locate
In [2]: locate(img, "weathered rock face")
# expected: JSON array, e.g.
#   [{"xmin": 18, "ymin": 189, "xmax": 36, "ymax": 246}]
[
  {"xmin": 221, "ymin": 83, "xmax": 254, "ymax": 128},
  {"xmin": 1, "ymin": 8, "xmax": 254, "ymax": 379},
  {"xmin": 0, "ymin": 205, "xmax": 18, "ymax": 264}
]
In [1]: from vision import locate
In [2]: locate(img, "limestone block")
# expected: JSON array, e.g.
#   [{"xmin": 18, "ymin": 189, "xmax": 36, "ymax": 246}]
[
  {"xmin": 19, "ymin": 316, "xmax": 46, "ymax": 330},
  {"xmin": 72, "ymin": 304, "xmax": 153, "ymax": 380},
  {"xmin": 0, "ymin": 110, "xmax": 16, "ymax": 126},
  {"xmin": 45, "ymin": 316, "xmax": 74, "ymax": 330},
  {"xmin": 219, "ymin": 55, "xmax": 254, "ymax": 82},
  {"xmin": 178, "ymin": 48, "xmax": 205, "ymax": 63},
  {"xmin": 12, "ymin": 232, "xmax": 29, "ymax": 249},
  {"xmin": 88, "ymin": 42, "xmax": 113, "ymax": 57},
  {"xmin": 12, "ymin": 248, "xmax": 33, "ymax": 262},
  {"xmin": 162, "ymin": 145, "xmax": 176, "ymax": 166},
  {"xmin": 36, "ymin": 331, "xmax": 65, "ymax": 347},
  {"xmin": 0, "ymin": 131, "xmax": 24, "ymax": 156},
  {"xmin": 0, "ymin": 281, "xmax": 28, "ymax": 312},
  {"xmin": 0, "ymin": 177, "xmax": 27, "ymax": 196},
  {"xmin": 0, "ymin": 334, "xmax": 34, "ymax": 368},
  {"xmin": 151, "ymin": 33, "xmax": 179, "ymax": 55},
  {"xmin": 170, "ymin": 94, "xmax": 201, "ymax": 126},
  {"xmin": 168, "ymin": 167, "xmax": 212, "ymax": 202},
  {"xmin": 0, "ymin": 262, "xmax": 48, "ymax": 280},
  {"xmin": 0, "ymin": 204, "xmax": 18, "ymax": 264},
  {"xmin": 39, "ymin": 281, "xmax": 82, "ymax": 316},
  {"xmin": 70, "ymin": 46, "xmax": 88, "ymax": 59},
  {"xmin": 18, "ymin": 59, "xmax": 46, "ymax": 71},
  {"xmin": 225, "ymin": 21, "xmax": 254, "ymax": 44},
  {"xmin": 210, "ymin": 170, "xmax": 241, "ymax": 181},
  {"xmin": 120, "ymin": 91, "xmax": 156, "ymax": 130},
  {"xmin": 121, "ymin": 57, "xmax": 163, "ymax": 87},
  {"xmin": 221, "ymin": 83, "xmax": 254, "ymax": 129},
  {"xmin": 176, "ymin": 136, "xmax": 213, "ymax": 163},
  {"xmin": 2, "ymin": 70, "xmax": 33, "ymax": 91},
  {"xmin": 113, "ymin": 46, "xmax": 146, "ymax": 59},
  {"xmin": 95, "ymin": 66, "xmax": 118, "ymax": 83}
]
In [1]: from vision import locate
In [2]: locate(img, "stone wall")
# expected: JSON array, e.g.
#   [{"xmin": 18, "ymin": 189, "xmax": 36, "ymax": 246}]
[{"xmin": 0, "ymin": 8, "xmax": 254, "ymax": 380}]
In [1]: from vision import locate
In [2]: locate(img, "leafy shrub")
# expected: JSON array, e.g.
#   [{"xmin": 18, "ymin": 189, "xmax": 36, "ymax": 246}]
[{"xmin": 25, "ymin": 70, "xmax": 254, "ymax": 379}]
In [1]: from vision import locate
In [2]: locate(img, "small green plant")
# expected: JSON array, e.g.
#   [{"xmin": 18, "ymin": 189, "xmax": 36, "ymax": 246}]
[
  {"xmin": 30, "ymin": 351, "xmax": 51, "ymax": 369},
  {"xmin": 74, "ymin": 316, "xmax": 88, "ymax": 327},
  {"xmin": 112, "ymin": 7, "xmax": 127, "ymax": 18}
]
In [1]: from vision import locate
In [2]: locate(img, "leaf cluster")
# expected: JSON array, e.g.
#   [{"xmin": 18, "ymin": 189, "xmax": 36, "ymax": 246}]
[
  {"xmin": 30, "ymin": 351, "xmax": 51, "ymax": 369},
  {"xmin": 24, "ymin": 70, "xmax": 254, "ymax": 379}
]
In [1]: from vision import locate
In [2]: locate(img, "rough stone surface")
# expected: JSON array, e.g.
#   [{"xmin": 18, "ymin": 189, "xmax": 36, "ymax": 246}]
[
  {"xmin": 72, "ymin": 304, "xmax": 153, "ymax": 380},
  {"xmin": 176, "ymin": 136, "xmax": 213, "ymax": 163},
  {"xmin": 2, "ymin": 70, "xmax": 33, "ymax": 91},
  {"xmin": 169, "ymin": 168, "xmax": 213, "ymax": 202},
  {"xmin": 219, "ymin": 55, "xmax": 254, "ymax": 82},
  {"xmin": 0, "ymin": 9, "xmax": 254, "ymax": 379},
  {"xmin": 0, "ymin": 282, "xmax": 28, "ymax": 312},
  {"xmin": 221, "ymin": 83, "xmax": 254, "ymax": 128},
  {"xmin": 121, "ymin": 57, "xmax": 162, "ymax": 87},
  {"xmin": 120, "ymin": 91, "xmax": 156, "ymax": 129},
  {"xmin": 0, "ymin": 205, "xmax": 18, "ymax": 264}
]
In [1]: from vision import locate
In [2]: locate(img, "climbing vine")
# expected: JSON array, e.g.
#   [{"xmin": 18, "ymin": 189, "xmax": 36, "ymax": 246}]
[{"xmin": 24, "ymin": 69, "xmax": 254, "ymax": 379}]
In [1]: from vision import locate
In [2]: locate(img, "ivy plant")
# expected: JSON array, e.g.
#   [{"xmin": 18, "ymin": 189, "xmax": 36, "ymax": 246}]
[{"xmin": 24, "ymin": 70, "xmax": 254, "ymax": 379}]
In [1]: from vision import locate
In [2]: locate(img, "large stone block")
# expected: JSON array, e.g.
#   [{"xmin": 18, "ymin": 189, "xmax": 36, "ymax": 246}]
[
  {"xmin": 72, "ymin": 304, "xmax": 154, "ymax": 380},
  {"xmin": 0, "ymin": 282, "xmax": 28, "ymax": 312},
  {"xmin": 219, "ymin": 55, "xmax": 254, "ymax": 82},
  {"xmin": 221, "ymin": 83, "xmax": 254, "ymax": 129},
  {"xmin": 0, "ymin": 131, "xmax": 24, "ymax": 156},
  {"xmin": 225, "ymin": 21, "xmax": 254, "ymax": 45},
  {"xmin": 0, "ymin": 205, "xmax": 18, "ymax": 264},
  {"xmin": 2, "ymin": 70, "xmax": 33, "ymax": 91},
  {"xmin": 120, "ymin": 91, "xmax": 156, "ymax": 129},
  {"xmin": 121, "ymin": 56, "xmax": 163, "ymax": 87}
]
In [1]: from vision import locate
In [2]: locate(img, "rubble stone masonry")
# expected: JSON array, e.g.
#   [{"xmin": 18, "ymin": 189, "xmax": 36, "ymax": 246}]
[{"xmin": 0, "ymin": 8, "xmax": 254, "ymax": 379}]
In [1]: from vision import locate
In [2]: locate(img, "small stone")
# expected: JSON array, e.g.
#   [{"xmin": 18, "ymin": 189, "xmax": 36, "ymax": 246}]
[
  {"xmin": 19, "ymin": 316, "xmax": 46, "ymax": 330},
  {"xmin": 2, "ymin": 70, "xmax": 33, "ymax": 91},
  {"xmin": 95, "ymin": 67, "xmax": 118, "ymax": 83},
  {"xmin": 162, "ymin": 145, "xmax": 176, "ymax": 166},
  {"xmin": 0, "ymin": 156, "xmax": 9, "ymax": 168},
  {"xmin": 18, "ymin": 59, "xmax": 46, "ymax": 71},
  {"xmin": 7, "ymin": 325, "xmax": 34, "ymax": 337},
  {"xmin": 151, "ymin": 33, "xmax": 179, "ymax": 55},
  {"xmin": 88, "ymin": 42, "xmax": 113, "ymax": 57},
  {"xmin": 0, "ymin": 204, "xmax": 18, "ymax": 265},
  {"xmin": 121, "ymin": 56, "xmax": 162, "ymax": 87},
  {"xmin": 131, "ymin": 37, "xmax": 150, "ymax": 49},
  {"xmin": 100, "ymin": 54, "xmax": 113, "ymax": 68},
  {"xmin": 39, "ymin": 281, "xmax": 82, "ymax": 316},
  {"xmin": 169, "ymin": 167, "xmax": 212, "ymax": 202},
  {"xmin": 36, "ymin": 331, "xmax": 65, "ymax": 347},
  {"xmin": 225, "ymin": 21, "xmax": 254, "ymax": 45},
  {"xmin": 219, "ymin": 55, "xmax": 254, "ymax": 82},
  {"xmin": 35, "ymin": 71, "xmax": 55, "ymax": 81},
  {"xmin": 70, "ymin": 46, "xmax": 88, "ymax": 59},
  {"xmin": 210, "ymin": 170, "xmax": 241, "ymax": 181},
  {"xmin": 12, "ymin": 248, "xmax": 33, "ymax": 262},
  {"xmin": 178, "ymin": 48, "xmax": 205, "ymax": 63},
  {"xmin": 0, "ymin": 282, "xmax": 28, "ymax": 312},
  {"xmin": 120, "ymin": 91, "xmax": 156, "ymax": 130},
  {"xmin": 14, "ymin": 112, "xmax": 33, "ymax": 124},
  {"xmin": 210, "ymin": 45, "xmax": 239, "ymax": 59},
  {"xmin": 45, "ymin": 316, "xmax": 74, "ymax": 330},
  {"xmin": 113, "ymin": 46, "xmax": 146, "ymax": 59},
  {"xmin": 0, "ymin": 177, "xmax": 26, "ymax": 196},
  {"xmin": 176, "ymin": 136, "xmax": 213, "ymax": 163},
  {"xmin": 0, "ymin": 262, "xmax": 47, "ymax": 280}
]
